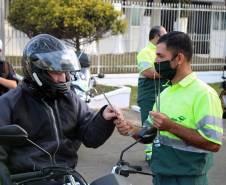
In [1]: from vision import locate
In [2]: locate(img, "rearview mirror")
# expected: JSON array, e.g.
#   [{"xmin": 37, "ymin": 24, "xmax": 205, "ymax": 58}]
[{"xmin": 0, "ymin": 125, "xmax": 28, "ymax": 146}]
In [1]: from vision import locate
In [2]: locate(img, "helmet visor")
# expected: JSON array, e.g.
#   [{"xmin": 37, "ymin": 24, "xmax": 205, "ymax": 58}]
[{"xmin": 34, "ymin": 49, "xmax": 81, "ymax": 72}]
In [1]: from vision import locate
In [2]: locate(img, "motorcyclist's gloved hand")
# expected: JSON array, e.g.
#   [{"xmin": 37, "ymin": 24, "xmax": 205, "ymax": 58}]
[
  {"xmin": 136, "ymin": 126, "xmax": 157, "ymax": 144},
  {"xmin": 0, "ymin": 162, "xmax": 12, "ymax": 185}
]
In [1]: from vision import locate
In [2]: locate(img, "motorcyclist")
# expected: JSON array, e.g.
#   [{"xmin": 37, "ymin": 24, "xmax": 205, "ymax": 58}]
[
  {"xmin": 0, "ymin": 39, "xmax": 17, "ymax": 95},
  {"xmin": 0, "ymin": 34, "xmax": 125, "ymax": 185}
]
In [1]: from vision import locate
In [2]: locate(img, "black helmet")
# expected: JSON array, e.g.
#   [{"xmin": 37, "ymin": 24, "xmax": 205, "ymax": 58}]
[{"xmin": 22, "ymin": 34, "xmax": 80, "ymax": 97}]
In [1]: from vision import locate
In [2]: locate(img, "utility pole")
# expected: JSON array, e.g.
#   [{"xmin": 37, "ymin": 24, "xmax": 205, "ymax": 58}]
[
  {"xmin": 177, "ymin": 0, "xmax": 181, "ymax": 31},
  {"xmin": 0, "ymin": 0, "xmax": 5, "ymax": 59}
]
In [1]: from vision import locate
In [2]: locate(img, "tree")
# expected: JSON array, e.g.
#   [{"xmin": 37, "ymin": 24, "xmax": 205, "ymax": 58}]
[{"xmin": 8, "ymin": 0, "xmax": 127, "ymax": 51}]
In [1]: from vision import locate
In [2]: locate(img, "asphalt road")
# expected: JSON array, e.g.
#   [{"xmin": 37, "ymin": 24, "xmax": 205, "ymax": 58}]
[{"xmin": 76, "ymin": 109, "xmax": 226, "ymax": 185}]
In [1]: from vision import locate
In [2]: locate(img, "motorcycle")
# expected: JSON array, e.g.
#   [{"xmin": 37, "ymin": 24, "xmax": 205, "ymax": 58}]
[
  {"xmin": 71, "ymin": 51, "xmax": 104, "ymax": 103},
  {"xmin": 0, "ymin": 125, "xmax": 155, "ymax": 185},
  {"xmin": 220, "ymin": 65, "xmax": 226, "ymax": 119}
]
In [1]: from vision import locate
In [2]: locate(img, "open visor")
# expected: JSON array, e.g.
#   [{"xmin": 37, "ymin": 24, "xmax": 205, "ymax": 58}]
[{"xmin": 33, "ymin": 49, "xmax": 81, "ymax": 72}]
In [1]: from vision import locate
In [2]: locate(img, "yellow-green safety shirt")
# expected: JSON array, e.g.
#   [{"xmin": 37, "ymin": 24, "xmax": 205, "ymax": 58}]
[
  {"xmin": 137, "ymin": 42, "xmax": 167, "ymax": 103},
  {"xmin": 137, "ymin": 42, "xmax": 156, "ymax": 77},
  {"xmin": 145, "ymin": 72, "xmax": 223, "ymax": 175}
]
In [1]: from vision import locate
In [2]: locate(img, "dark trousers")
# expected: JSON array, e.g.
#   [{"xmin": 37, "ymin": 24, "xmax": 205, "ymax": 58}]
[
  {"xmin": 138, "ymin": 99, "xmax": 155, "ymax": 124},
  {"xmin": 153, "ymin": 174, "xmax": 208, "ymax": 185}
]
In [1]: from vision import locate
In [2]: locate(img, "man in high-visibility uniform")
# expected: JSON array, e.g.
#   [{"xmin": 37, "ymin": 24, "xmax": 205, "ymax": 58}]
[
  {"xmin": 136, "ymin": 26, "xmax": 167, "ymax": 161},
  {"xmin": 145, "ymin": 31, "xmax": 223, "ymax": 185},
  {"xmin": 115, "ymin": 31, "xmax": 223, "ymax": 185}
]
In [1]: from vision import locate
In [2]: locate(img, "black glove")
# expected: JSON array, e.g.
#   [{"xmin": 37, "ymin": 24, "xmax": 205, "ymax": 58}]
[{"xmin": 137, "ymin": 126, "xmax": 157, "ymax": 144}]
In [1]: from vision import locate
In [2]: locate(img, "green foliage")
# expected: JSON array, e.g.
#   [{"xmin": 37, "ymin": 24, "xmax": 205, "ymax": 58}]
[
  {"xmin": 127, "ymin": 85, "xmax": 138, "ymax": 107},
  {"xmin": 8, "ymin": 0, "xmax": 127, "ymax": 50},
  {"xmin": 209, "ymin": 83, "xmax": 222, "ymax": 95},
  {"xmin": 94, "ymin": 84, "xmax": 118, "ymax": 95}
]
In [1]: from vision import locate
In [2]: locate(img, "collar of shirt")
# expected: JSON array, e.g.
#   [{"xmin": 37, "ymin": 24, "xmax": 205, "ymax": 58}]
[
  {"xmin": 147, "ymin": 42, "xmax": 156, "ymax": 50},
  {"xmin": 177, "ymin": 72, "xmax": 197, "ymax": 87},
  {"xmin": 162, "ymin": 73, "xmax": 197, "ymax": 89}
]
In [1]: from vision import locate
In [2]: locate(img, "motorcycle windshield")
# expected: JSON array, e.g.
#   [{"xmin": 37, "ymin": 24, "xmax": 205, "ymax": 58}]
[
  {"xmin": 71, "ymin": 79, "xmax": 89, "ymax": 92},
  {"xmin": 34, "ymin": 49, "xmax": 81, "ymax": 72}
]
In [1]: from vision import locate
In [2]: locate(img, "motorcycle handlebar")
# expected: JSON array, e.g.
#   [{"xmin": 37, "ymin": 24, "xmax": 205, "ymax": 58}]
[
  {"xmin": 129, "ymin": 165, "xmax": 142, "ymax": 171},
  {"xmin": 114, "ymin": 165, "xmax": 154, "ymax": 177},
  {"xmin": 10, "ymin": 166, "xmax": 90, "ymax": 185},
  {"xmin": 11, "ymin": 170, "xmax": 43, "ymax": 182}
]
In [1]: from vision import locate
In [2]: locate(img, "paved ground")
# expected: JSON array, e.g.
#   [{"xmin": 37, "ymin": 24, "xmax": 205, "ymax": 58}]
[{"xmin": 76, "ymin": 109, "xmax": 226, "ymax": 185}]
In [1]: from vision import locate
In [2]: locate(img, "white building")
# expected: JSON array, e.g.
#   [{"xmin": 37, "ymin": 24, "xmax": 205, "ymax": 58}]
[{"xmin": 1, "ymin": 0, "xmax": 226, "ymax": 60}]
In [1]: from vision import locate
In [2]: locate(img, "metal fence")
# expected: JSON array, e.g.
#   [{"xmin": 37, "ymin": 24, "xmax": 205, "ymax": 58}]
[{"xmin": 0, "ymin": 0, "xmax": 226, "ymax": 74}]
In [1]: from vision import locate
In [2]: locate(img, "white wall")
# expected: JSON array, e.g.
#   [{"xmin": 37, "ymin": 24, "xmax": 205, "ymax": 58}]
[
  {"xmin": 5, "ymin": 21, "xmax": 30, "ymax": 56},
  {"xmin": 210, "ymin": 30, "xmax": 226, "ymax": 58}
]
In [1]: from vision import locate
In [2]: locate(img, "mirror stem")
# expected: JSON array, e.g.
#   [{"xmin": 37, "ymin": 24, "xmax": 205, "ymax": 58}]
[
  {"xmin": 119, "ymin": 138, "xmax": 142, "ymax": 162},
  {"xmin": 27, "ymin": 139, "xmax": 55, "ymax": 166}
]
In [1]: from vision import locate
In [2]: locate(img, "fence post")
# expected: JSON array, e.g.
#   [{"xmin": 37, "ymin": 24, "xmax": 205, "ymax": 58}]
[
  {"xmin": 96, "ymin": 40, "xmax": 100, "ymax": 75},
  {"xmin": 0, "ymin": 0, "xmax": 5, "ymax": 60},
  {"xmin": 151, "ymin": 0, "xmax": 161, "ymax": 27},
  {"xmin": 177, "ymin": 1, "xmax": 181, "ymax": 31}
]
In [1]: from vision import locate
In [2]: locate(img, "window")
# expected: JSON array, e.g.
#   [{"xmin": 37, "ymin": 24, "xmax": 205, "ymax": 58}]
[
  {"xmin": 213, "ymin": 12, "xmax": 226, "ymax": 30},
  {"xmin": 131, "ymin": 5, "xmax": 141, "ymax": 26}
]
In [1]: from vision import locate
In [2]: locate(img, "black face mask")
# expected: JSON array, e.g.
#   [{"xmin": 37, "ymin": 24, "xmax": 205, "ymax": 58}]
[{"xmin": 154, "ymin": 60, "xmax": 177, "ymax": 80}]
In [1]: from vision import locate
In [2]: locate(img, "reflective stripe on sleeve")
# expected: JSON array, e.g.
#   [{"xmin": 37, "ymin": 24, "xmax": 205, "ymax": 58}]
[
  {"xmin": 196, "ymin": 116, "xmax": 223, "ymax": 144},
  {"xmin": 159, "ymin": 135, "xmax": 210, "ymax": 153},
  {"xmin": 138, "ymin": 61, "xmax": 151, "ymax": 72}
]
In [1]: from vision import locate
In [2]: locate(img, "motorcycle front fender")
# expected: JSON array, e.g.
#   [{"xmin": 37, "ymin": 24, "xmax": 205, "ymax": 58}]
[{"xmin": 90, "ymin": 174, "xmax": 131, "ymax": 185}]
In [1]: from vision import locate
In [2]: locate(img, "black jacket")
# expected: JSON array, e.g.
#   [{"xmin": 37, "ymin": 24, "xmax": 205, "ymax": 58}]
[{"xmin": 0, "ymin": 83, "xmax": 115, "ymax": 176}]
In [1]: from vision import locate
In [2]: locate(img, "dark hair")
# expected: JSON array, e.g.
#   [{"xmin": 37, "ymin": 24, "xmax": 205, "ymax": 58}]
[
  {"xmin": 157, "ymin": 31, "xmax": 193, "ymax": 61},
  {"xmin": 149, "ymin": 26, "xmax": 161, "ymax": 40}
]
